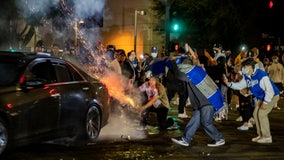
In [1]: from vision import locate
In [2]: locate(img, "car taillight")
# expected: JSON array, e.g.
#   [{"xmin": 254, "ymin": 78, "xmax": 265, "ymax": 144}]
[
  {"xmin": 6, "ymin": 103, "xmax": 13, "ymax": 109},
  {"xmin": 19, "ymin": 76, "xmax": 25, "ymax": 84}
]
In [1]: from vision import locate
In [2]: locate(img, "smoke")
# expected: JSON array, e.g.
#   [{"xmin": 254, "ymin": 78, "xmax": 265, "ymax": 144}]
[
  {"xmin": 15, "ymin": 0, "xmax": 56, "ymax": 18},
  {"xmin": 14, "ymin": 0, "xmax": 145, "ymax": 139},
  {"xmin": 15, "ymin": 0, "xmax": 104, "ymax": 20},
  {"xmin": 73, "ymin": 0, "xmax": 104, "ymax": 19}
]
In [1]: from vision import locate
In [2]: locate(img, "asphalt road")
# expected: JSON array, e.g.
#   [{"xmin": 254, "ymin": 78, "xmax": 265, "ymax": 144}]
[{"xmin": 2, "ymin": 96, "xmax": 284, "ymax": 160}]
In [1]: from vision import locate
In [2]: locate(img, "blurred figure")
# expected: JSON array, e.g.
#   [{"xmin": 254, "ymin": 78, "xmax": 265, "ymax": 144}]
[
  {"xmin": 140, "ymin": 46, "xmax": 165, "ymax": 83},
  {"xmin": 127, "ymin": 50, "xmax": 140, "ymax": 87},
  {"xmin": 249, "ymin": 47, "xmax": 265, "ymax": 70},
  {"xmin": 139, "ymin": 53, "xmax": 150, "ymax": 85},
  {"xmin": 51, "ymin": 44, "xmax": 63, "ymax": 59},
  {"xmin": 165, "ymin": 54, "xmax": 189, "ymax": 118},
  {"xmin": 117, "ymin": 49, "xmax": 135, "ymax": 88},
  {"xmin": 267, "ymin": 55, "xmax": 284, "ymax": 109},
  {"xmin": 106, "ymin": 47, "xmax": 122, "ymax": 74},
  {"xmin": 263, "ymin": 57, "xmax": 271, "ymax": 72},
  {"xmin": 35, "ymin": 40, "xmax": 45, "ymax": 52},
  {"xmin": 204, "ymin": 43, "xmax": 228, "ymax": 121}
]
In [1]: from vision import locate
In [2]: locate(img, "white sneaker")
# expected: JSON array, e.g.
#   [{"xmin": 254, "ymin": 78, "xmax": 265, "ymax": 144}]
[
  {"xmin": 136, "ymin": 126, "xmax": 147, "ymax": 131},
  {"xmin": 237, "ymin": 125, "xmax": 249, "ymax": 130},
  {"xmin": 252, "ymin": 136, "xmax": 261, "ymax": 142},
  {"xmin": 171, "ymin": 137, "xmax": 189, "ymax": 146},
  {"xmin": 273, "ymin": 106, "xmax": 281, "ymax": 110},
  {"xmin": 207, "ymin": 139, "xmax": 225, "ymax": 147},
  {"xmin": 235, "ymin": 116, "xmax": 243, "ymax": 122},
  {"xmin": 256, "ymin": 137, "xmax": 272, "ymax": 143},
  {"xmin": 178, "ymin": 113, "xmax": 189, "ymax": 118}
]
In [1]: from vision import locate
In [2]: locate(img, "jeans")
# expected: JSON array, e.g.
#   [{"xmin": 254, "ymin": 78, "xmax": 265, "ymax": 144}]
[{"xmin": 183, "ymin": 105, "xmax": 224, "ymax": 143}]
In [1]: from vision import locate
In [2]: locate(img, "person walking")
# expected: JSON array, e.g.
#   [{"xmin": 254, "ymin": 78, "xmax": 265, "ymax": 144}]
[{"xmin": 224, "ymin": 58, "xmax": 280, "ymax": 143}]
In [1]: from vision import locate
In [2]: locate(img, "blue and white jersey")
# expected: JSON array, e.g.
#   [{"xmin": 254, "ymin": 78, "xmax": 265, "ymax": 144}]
[
  {"xmin": 244, "ymin": 69, "xmax": 280, "ymax": 102},
  {"xmin": 230, "ymin": 69, "xmax": 280, "ymax": 103}
]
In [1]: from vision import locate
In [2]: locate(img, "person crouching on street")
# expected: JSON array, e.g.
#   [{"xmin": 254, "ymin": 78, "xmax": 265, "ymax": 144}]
[{"xmin": 137, "ymin": 76, "xmax": 174, "ymax": 132}]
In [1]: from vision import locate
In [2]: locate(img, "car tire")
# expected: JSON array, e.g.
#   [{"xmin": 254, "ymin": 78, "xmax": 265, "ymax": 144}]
[
  {"xmin": 85, "ymin": 105, "xmax": 101, "ymax": 142},
  {"xmin": 71, "ymin": 105, "xmax": 101, "ymax": 146},
  {"xmin": 0, "ymin": 118, "xmax": 8, "ymax": 156}
]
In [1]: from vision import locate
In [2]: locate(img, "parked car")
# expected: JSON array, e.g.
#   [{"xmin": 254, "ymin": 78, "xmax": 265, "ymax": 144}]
[{"xmin": 0, "ymin": 51, "xmax": 110, "ymax": 155}]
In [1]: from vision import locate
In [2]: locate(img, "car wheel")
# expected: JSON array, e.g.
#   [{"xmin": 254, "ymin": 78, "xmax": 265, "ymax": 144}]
[
  {"xmin": 0, "ymin": 119, "xmax": 8, "ymax": 155},
  {"xmin": 85, "ymin": 106, "xmax": 101, "ymax": 142}
]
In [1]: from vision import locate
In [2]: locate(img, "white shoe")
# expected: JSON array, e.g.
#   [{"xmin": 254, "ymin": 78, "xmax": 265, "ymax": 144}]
[
  {"xmin": 207, "ymin": 139, "xmax": 225, "ymax": 147},
  {"xmin": 252, "ymin": 136, "xmax": 261, "ymax": 142},
  {"xmin": 235, "ymin": 116, "xmax": 243, "ymax": 122},
  {"xmin": 178, "ymin": 113, "xmax": 189, "ymax": 118},
  {"xmin": 136, "ymin": 126, "xmax": 147, "ymax": 131},
  {"xmin": 273, "ymin": 106, "xmax": 281, "ymax": 110},
  {"xmin": 237, "ymin": 125, "xmax": 249, "ymax": 130},
  {"xmin": 256, "ymin": 137, "xmax": 272, "ymax": 143}
]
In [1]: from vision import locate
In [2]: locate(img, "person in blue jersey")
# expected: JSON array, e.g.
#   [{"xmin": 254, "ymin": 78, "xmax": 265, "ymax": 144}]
[
  {"xmin": 171, "ymin": 44, "xmax": 225, "ymax": 147},
  {"xmin": 224, "ymin": 58, "xmax": 280, "ymax": 143}
]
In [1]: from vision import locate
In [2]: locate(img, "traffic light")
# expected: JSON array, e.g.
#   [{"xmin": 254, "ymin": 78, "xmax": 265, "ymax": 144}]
[
  {"xmin": 171, "ymin": 21, "xmax": 181, "ymax": 32},
  {"xmin": 173, "ymin": 23, "xmax": 179, "ymax": 31},
  {"xmin": 266, "ymin": 44, "xmax": 271, "ymax": 51},
  {"xmin": 269, "ymin": 0, "xmax": 273, "ymax": 9}
]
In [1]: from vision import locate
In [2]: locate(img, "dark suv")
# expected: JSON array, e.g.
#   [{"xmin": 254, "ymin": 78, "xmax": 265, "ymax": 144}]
[{"xmin": 0, "ymin": 51, "xmax": 110, "ymax": 155}]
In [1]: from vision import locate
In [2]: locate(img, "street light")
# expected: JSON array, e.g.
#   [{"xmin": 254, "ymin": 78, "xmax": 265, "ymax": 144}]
[{"xmin": 134, "ymin": 10, "xmax": 145, "ymax": 52}]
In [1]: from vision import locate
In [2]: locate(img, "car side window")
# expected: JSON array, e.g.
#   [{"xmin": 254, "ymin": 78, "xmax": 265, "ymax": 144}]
[
  {"xmin": 30, "ymin": 61, "xmax": 57, "ymax": 84},
  {"xmin": 53, "ymin": 64, "xmax": 71, "ymax": 82},
  {"xmin": 69, "ymin": 67, "xmax": 84, "ymax": 81},
  {"xmin": 53, "ymin": 62, "xmax": 84, "ymax": 82}
]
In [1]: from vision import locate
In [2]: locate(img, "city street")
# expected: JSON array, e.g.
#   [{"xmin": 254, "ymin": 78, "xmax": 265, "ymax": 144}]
[{"xmin": 2, "ymin": 97, "xmax": 284, "ymax": 160}]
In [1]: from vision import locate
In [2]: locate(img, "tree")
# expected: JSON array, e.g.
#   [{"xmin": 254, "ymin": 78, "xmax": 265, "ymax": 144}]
[{"xmin": 152, "ymin": 0, "xmax": 267, "ymax": 52}]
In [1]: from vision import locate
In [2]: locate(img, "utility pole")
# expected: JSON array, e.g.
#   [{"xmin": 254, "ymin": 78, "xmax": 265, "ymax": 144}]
[{"xmin": 165, "ymin": 0, "xmax": 175, "ymax": 55}]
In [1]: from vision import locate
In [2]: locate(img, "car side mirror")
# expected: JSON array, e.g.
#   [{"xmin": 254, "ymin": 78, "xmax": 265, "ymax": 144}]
[{"xmin": 21, "ymin": 79, "xmax": 46, "ymax": 90}]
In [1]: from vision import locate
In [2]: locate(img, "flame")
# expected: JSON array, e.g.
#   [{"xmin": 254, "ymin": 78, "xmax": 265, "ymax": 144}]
[{"xmin": 97, "ymin": 69, "xmax": 140, "ymax": 108}]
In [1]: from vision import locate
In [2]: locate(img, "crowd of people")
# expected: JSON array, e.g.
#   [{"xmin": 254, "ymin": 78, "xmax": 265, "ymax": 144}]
[{"xmin": 35, "ymin": 39, "xmax": 284, "ymax": 147}]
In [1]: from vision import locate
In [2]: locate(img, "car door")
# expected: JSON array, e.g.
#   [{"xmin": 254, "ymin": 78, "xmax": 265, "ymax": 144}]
[
  {"xmin": 12, "ymin": 59, "xmax": 61, "ymax": 139},
  {"xmin": 51, "ymin": 60, "xmax": 89, "ymax": 130}
]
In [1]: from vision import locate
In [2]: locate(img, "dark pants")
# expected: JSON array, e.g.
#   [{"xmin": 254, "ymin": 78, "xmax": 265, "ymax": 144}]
[
  {"xmin": 238, "ymin": 93, "xmax": 253, "ymax": 123},
  {"xmin": 167, "ymin": 81, "xmax": 188, "ymax": 114},
  {"xmin": 140, "ymin": 105, "xmax": 173, "ymax": 130}
]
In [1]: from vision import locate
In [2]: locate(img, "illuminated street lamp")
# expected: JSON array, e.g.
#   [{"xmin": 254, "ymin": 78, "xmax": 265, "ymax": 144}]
[{"xmin": 134, "ymin": 10, "xmax": 145, "ymax": 52}]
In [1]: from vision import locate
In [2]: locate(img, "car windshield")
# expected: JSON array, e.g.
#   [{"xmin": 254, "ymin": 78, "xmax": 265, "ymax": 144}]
[{"xmin": 0, "ymin": 62, "xmax": 24, "ymax": 86}]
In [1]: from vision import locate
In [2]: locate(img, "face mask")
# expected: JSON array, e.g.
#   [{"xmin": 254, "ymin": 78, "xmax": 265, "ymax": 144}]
[
  {"xmin": 273, "ymin": 59, "xmax": 278, "ymax": 63},
  {"xmin": 129, "ymin": 55, "xmax": 135, "ymax": 61},
  {"xmin": 241, "ymin": 67, "xmax": 249, "ymax": 75},
  {"xmin": 151, "ymin": 52, "xmax": 158, "ymax": 58}
]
